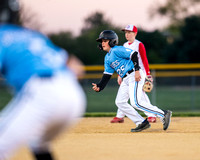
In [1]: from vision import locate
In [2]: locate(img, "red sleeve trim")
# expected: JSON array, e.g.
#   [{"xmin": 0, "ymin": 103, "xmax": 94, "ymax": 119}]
[{"xmin": 139, "ymin": 42, "xmax": 150, "ymax": 75}]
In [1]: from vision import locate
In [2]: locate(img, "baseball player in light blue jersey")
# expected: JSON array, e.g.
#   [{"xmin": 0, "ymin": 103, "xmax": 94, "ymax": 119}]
[
  {"xmin": 92, "ymin": 30, "xmax": 172, "ymax": 132},
  {"xmin": 0, "ymin": 0, "xmax": 86, "ymax": 159}
]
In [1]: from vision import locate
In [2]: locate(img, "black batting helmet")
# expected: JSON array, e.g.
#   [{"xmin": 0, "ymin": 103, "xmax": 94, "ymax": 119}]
[
  {"xmin": 0, "ymin": 0, "xmax": 20, "ymax": 24},
  {"xmin": 96, "ymin": 30, "xmax": 118, "ymax": 49}
]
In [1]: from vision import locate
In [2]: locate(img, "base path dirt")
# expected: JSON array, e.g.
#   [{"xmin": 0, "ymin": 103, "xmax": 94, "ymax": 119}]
[{"xmin": 12, "ymin": 117, "xmax": 200, "ymax": 160}]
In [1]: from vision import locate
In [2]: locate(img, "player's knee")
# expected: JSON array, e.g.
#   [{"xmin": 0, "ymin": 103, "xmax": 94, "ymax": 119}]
[{"xmin": 115, "ymin": 99, "xmax": 125, "ymax": 107}]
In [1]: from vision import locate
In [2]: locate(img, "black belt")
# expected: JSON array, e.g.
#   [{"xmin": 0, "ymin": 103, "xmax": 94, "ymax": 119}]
[
  {"xmin": 123, "ymin": 69, "xmax": 134, "ymax": 78},
  {"xmin": 38, "ymin": 73, "xmax": 53, "ymax": 79}
]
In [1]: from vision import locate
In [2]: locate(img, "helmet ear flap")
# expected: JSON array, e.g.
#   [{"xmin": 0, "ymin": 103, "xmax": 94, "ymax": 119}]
[
  {"xmin": 109, "ymin": 39, "xmax": 117, "ymax": 47},
  {"xmin": 108, "ymin": 40, "xmax": 112, "ymax": 47}
]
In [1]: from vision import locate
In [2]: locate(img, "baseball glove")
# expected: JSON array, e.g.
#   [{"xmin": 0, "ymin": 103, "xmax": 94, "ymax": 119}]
[{"xmin": 143, "ymin": 75, "xmax": 153, "ymax": 92}]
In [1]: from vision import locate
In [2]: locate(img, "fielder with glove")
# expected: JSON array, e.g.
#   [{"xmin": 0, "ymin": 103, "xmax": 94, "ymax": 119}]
[{"xmin": 111, "ymin": 25, "xmax": 157, "ymax": 123}]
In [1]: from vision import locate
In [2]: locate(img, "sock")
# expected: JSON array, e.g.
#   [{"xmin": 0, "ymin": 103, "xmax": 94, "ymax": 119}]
[{"xmin": 34, "ymin": 151, "xmax": 54, "ymax": 160}]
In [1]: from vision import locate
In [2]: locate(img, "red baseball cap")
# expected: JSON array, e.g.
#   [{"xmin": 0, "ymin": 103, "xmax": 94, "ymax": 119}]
[{"xmin": 121, "ymin": 25, "xmax": 138, "ymax": 33}]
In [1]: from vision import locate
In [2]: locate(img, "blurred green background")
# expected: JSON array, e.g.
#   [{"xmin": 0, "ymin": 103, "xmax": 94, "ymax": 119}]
[
  {"xmin": 1, "ymin": 74, "xmax": 200, "ymax": 116},
  {"xmin": 1, "ymin": 0, "xmax": 200, "ymax": 116}
]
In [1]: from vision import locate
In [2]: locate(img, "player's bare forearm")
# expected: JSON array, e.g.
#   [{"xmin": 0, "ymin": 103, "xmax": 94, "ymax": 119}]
[
  {"xmin": 135, "ymin": 70, "xmax": 141, "ymax": 81},
  {"xmin": 147, "ymin": 75, "xmax": 153, "ymax": 82},
  {"xmin": 92, "ymin": 83, "xmax": 100, "ymax": 92},
  {"xmin": 117, "ymin": 76, "xmax": 122, "ymax": 85}
]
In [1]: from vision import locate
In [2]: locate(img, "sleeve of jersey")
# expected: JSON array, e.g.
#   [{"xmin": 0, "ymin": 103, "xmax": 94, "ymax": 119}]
[
  {"xmin": 103, "ymin": 56, "xmax": 115, "ymax": 75},
  {"xmin": 139, "ymin": 43, "xmax": 150, "ymax": 75},
  {"xmin": 97, "ymin": 74, "xmax": 112, "ymax": 91}
]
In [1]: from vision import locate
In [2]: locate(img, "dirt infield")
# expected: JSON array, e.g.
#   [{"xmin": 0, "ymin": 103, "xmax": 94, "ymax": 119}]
[{"xmin": 12, "ymin": 117, "xmax": 200, "ymax": 160}]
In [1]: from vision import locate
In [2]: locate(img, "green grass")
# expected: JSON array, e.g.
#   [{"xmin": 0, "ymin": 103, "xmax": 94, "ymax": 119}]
[
  {"xmin": 147, "ymin": 87, "xmax": 200, "ymax": 111},
  {"xmin": 85, "ymin": 86, "xmax": 118, "ymax": 112}
]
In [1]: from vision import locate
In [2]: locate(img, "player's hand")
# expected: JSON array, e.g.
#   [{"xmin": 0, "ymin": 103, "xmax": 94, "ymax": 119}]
[
  {"xmin": 147, "ymin": 75, "xmax": 153, "ymax": 82},
  {"xmin": 135, "ymin": 70, "xmax": 141, "ymax": 81},
  {"xmin": 117, "ymin": 76, "xmax": 122, "ymax": 85},
  {"xmin": 92, "ymin": 83, "xmax": 100, "ymax": 92},
  {"xmin": 67, "ymin": 54, "xmax": 85, "ymax": 78}
]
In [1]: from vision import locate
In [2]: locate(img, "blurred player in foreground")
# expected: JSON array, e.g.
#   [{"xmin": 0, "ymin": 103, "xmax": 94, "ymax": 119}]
[
  {"xmin": 111, "ymin": 25, "xmax": 156, "ymax": 123},
  {"xmin": 0, "ymin": 0, "xmax": 86, "ymax": 159},
  {"xmin": 92, "ymin": 30, "xmax": 172, "ymax": 132}
]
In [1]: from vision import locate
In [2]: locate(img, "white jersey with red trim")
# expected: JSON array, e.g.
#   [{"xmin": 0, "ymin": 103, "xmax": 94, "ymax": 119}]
[
  {"xmin": 114, "ymin": 39, "xmax": 159, "ymax": 120},
  {"xmin": 123, "ymin": 39, "xmax": 150, "ymax": 76}
]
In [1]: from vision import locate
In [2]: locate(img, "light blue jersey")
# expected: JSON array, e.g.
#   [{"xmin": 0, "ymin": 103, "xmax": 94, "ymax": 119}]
[
  {"xmin": 0, "ymin": 24, "xmax": 68, "ymax": 92},
  {"xmin": 104, "ymin": 46, "xmax": 135, "ymax": 77}
]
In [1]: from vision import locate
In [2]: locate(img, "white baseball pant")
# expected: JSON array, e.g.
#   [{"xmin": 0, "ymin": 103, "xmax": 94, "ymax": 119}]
[
  {"xmin": 0, "ymin": 71, "xmax": 86, "ymax": 159},
  {"xmin": 115, "ymin": 70, "xmax": 164, "ymax": 126},
  {"xmin": 115, "ymin": 91, "xmax": 156, "ymax": 118}
]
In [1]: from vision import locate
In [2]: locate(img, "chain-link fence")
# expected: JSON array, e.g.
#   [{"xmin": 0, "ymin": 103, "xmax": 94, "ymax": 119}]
[{"xmin": 80, "ymin": 64, "xmax": 200, "ymax": 113}]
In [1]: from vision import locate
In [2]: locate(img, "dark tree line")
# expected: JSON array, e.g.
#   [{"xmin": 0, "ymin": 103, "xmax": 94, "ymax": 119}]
[
  {"xmin": 19, "ymin": 0, "xmax": 200, "ymax": 65},
  {"xmin": 163, "ymin": 16, "xmax": 200, "ymax": 63},
  {"xmin": 48, "ymin": 11, "xmax": 200, "ymax": 65}
]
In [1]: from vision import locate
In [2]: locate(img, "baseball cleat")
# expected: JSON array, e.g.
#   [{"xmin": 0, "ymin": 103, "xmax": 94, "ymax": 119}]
[
  {"xmin": 131, "ymin": 118, "xmax": 151, "ymax": 132},
  {"xmin": 110, "ymin": 117, "xmax": 124, "ymax": 123},
  {"xmin": 162, "ymin": 110, "xmax": 172, "ymax": 130},
  {"xmin": 147, "ymin": 117, "xmax": 156, "ymax": 123}
]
